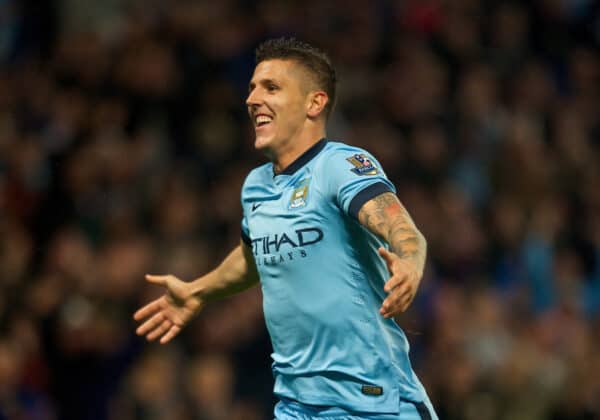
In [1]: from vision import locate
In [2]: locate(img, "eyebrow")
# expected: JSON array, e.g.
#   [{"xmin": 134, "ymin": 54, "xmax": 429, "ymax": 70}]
[{"xmin": 248, "ymin": 78, "xmax": 278, "ymax": 91}]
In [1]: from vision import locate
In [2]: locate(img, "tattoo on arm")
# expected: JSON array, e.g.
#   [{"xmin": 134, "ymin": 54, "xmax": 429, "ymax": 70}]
[{"xmin": 358, "ymin": 192, "xmax": 426, "ymax": 268}]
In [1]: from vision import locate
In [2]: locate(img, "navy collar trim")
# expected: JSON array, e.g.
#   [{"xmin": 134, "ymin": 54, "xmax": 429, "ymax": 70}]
[{"xmin": 275, "ymin": 138, "xmax": 327, "ymax": 176}]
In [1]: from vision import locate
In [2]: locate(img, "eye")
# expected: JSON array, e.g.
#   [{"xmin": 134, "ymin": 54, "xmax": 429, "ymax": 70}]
[{"xmin": 267, "ymin": 83, "xmax": 278, "ymax": 92}]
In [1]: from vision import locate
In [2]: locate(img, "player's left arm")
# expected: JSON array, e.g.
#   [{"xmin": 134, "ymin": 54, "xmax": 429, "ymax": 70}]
[{"xmin": 358, "ymin": 192, "xmax": 427, "ymax": 318}]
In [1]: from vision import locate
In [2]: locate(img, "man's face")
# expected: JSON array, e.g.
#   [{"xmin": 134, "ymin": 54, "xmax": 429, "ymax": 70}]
[{"xmin": 246, "ymin": 59, "xmax": 311, "ymax": 151}]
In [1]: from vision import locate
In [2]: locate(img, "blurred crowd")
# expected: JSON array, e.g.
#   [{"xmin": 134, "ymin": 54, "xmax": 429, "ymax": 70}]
[{"xmin": 1, "ymin": 0, "xmax": 599, "ymax": 419}]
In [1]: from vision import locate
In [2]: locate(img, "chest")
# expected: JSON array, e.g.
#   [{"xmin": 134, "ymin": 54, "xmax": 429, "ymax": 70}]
[
  {"xmin": 248, "ymin": 176, "xmax": 321, "ymax": 224},
  {"xmin": 246, "ymin": 176, "xmax": 332, "ymax": 257}
]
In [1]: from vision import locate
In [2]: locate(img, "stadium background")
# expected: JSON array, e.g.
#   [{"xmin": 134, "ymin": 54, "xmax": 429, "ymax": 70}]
[{"xmin": 1, "ymin": 0, "xmax": 599, "ymax": 419}]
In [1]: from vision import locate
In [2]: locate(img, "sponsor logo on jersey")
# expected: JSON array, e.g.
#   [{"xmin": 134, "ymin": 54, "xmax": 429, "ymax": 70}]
[
  {"xmin": 346, "ymin": 153, "xmax": 378, "ymax": 176},
  {"xmin": 250, "ymin": 227, "xmax": 323, "ymax": 256},
  {"xmin": 250, "ymin": 227, "xmax": 324, "ymax": 266}
]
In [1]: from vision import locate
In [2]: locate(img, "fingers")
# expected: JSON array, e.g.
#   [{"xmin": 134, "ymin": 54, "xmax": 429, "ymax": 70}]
[
  {"xmin": 379, "ymin": 248, "xmax": 404, "ymax": 292},
  {"xmin": 133, "ymin": 298, "xmax": 162, "ymax": 321},
  {"xmin": 134, "ymin": 274, "xmax": 186, "ymax": 344},
  {"xmin": 146, "ymin": 319, "xmax": 172, "ymax": 341},
  {"xmin": 136, "ymin": 311, "xmax": 165, "ymax": 336},
  {"xmin": 380, "ymin": 286, "xmax": 414, "ymax": 318},
  {"xmin": 133, "ymin": 275, "xmax": 171, "ymax": 321},
  {"xmin": 160, "ymin": 325, "xmax": 182, "ymax": 344},
  {"xmin": 145, "ymin": 274, "xmax": 170, "ymax": 286},
  {"xmin": 378, "ymin": 247, "xmax": 395, "ymax": 271},
  {"xmin": 380, "ymin": 300, "xmax": 411, "ymax": 318},
  {"xmin": 139, "ymin": 317, "xmax": 181, "ymax": 344},
  {"xmin": 384, "ymin": 274, "xmax": 406, "ymax": 293}
]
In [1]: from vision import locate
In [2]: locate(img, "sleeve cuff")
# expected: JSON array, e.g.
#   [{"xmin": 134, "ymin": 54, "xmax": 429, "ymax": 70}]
[{"xmin": 348, "ymin": 182, "xmax": 394, "ymax": 220}]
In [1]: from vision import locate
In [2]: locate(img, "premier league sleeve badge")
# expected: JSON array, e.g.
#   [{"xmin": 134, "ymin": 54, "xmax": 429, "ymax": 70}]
[{"xmin": 346, "ymin": 154, "xmax": 379, "ymax": 176}]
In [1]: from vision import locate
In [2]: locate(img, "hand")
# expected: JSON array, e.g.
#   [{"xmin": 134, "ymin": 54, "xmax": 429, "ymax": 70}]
[
  {"xmin": 133, "ymin": 274, "xmax": 204, "ymax": 344},
  {"xmin": 378, "ymin": 247, "xmax": 422, "ymax": 318}
]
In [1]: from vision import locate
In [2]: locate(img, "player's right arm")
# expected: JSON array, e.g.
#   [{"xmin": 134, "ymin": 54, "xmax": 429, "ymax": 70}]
[{"xmin": 133, "ymin": 241, "xmax": 259, "ymax": 344}]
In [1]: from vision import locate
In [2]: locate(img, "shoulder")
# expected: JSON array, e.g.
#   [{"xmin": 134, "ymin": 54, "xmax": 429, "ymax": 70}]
[
  {"xmin": 315, "ymin": 140, "xmax": 382, "ymax": 176},
  {"xmin": 319, "ymin": 141, "xmax": 379, "ymax": 166},
  {"xmin": 242, "ymin": 162, "xmax": 272, "ymax": 189},
  {"xmin": 241, "ymin": 162, "xmax": 272, "ymax": 204},
  {"xmin": 322, "ymin": 140, "xmax": 370, "ymax": 157}
]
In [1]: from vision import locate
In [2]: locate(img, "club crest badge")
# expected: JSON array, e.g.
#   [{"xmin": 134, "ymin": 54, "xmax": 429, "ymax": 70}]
[
  {"xmin": 346, "ymin": 154, "xmax": 378, "ymax": 176},
  {"xmin": 290, "ymin": 185, "xmax": 308, "ymax": 209},
  {"xmin": 289, "ymin": 178, "xmax": 311, "ymax": 209}
]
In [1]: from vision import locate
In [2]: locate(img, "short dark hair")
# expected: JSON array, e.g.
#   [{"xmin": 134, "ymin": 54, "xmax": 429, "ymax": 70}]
[{"xmin": 255, "ymin": 37, "xmax": 337, "ymax": 118}]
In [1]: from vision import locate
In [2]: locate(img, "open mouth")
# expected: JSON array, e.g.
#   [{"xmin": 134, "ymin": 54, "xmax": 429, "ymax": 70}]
[{"xmin": 255, "ymin": 114, "xmax": 273, "ymax": 128}]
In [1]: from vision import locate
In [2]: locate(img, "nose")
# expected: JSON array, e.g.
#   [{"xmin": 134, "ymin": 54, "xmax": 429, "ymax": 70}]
[{"xmin": 246, "ymin": 88, "xmax": 261, "ymax": 107}]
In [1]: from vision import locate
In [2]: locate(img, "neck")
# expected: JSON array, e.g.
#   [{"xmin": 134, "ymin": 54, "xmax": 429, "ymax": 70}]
[{"xmin": 271, "ymin": 125, "xmax": 326, "ymax": 174}]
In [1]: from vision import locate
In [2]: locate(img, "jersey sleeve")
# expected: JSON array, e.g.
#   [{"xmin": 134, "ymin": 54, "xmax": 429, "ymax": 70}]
[
  {"xmin": 240, "ymin": 177, "xmax": 251, "ymax": 246},
  {"xmin": 241, "ymin": 213, "xmax": 251, "ymax": 246},
  {"xmin": 318, "ymin": 148, "xmax": 396, "ymax": 219}
]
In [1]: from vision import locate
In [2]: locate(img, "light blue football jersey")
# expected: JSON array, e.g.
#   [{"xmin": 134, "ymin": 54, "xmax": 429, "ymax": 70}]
[{"xmin": 241, "ymin": 139, "xmax": 431, "ymax": 414}]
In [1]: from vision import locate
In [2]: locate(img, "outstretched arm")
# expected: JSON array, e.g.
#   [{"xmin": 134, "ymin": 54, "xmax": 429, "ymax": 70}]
[
  {"xmin": 358, "ymin": 192, "xmax": 427, "ymax": 318},
  {"xmin": 188, "ymin": 241, "xmax": 260, "ymax": 302},
  {"xmin": 134, "ymin": 241, "xmax": 259, "ymax": 344}
]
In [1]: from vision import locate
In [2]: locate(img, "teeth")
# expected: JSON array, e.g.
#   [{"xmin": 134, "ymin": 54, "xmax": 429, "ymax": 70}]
[{"xmin": 256, "ymin": 115, "xmax": 273, "ymax": 125}]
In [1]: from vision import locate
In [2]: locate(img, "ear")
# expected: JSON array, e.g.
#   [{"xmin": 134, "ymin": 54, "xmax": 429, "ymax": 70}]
[{"xmin": 306, "ymin": 91, "xmax": 329, "ymax": 119}]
